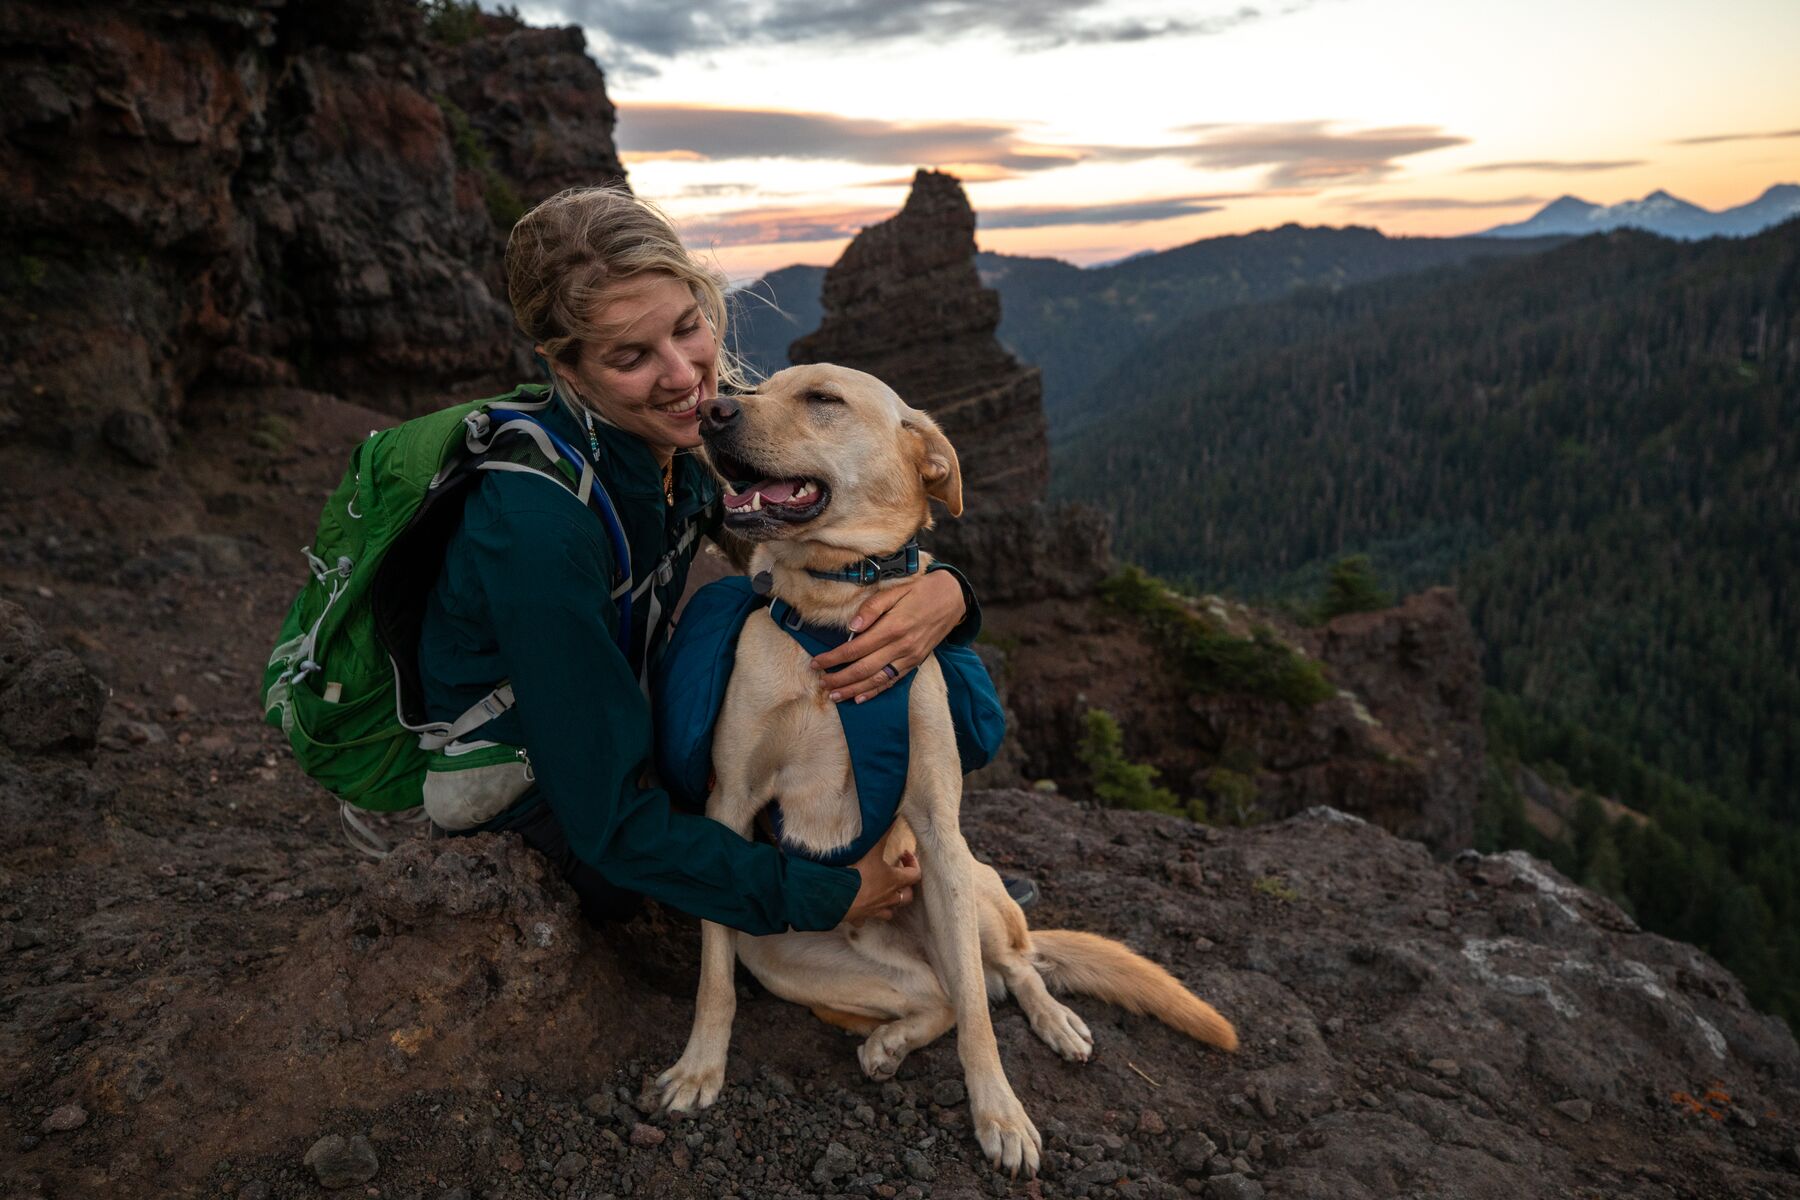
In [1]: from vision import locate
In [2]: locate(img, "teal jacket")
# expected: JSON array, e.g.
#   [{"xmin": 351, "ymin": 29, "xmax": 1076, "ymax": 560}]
[{"xmin": 415, "ymin": 385, "xmax": 978, "ymax": 936}]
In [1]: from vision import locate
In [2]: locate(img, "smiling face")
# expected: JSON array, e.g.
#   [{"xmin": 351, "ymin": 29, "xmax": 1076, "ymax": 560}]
[
  {"xmin": 549, "ymin": 273, "xmax": 717, "ymax": 460},
  {"xmin": 700, "ymin": 363, "xmax": 963, "ymax": 558}
]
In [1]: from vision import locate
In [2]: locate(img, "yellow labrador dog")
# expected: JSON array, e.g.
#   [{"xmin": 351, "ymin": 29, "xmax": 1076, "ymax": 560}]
[{"xmin": 655, "ymin": 363, "xmax": 1236, "ymax": 1177}]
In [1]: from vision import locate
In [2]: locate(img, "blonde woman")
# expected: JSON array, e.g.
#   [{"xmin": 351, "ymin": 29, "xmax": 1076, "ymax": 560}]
[{"xmin": 415, "ymin": 186, "xmax": 979, "ymax": 932}]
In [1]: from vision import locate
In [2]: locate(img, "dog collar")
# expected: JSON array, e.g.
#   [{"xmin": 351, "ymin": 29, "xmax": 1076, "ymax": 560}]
[{"xmin": 804, "ymin": 540, "xmax": 921, "ymax": 586}]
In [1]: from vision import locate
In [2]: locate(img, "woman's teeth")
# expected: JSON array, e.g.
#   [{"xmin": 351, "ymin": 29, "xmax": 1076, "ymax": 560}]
[{"xmin": 661, "ymin": 387, "xmax": 701, "ymax": 415}]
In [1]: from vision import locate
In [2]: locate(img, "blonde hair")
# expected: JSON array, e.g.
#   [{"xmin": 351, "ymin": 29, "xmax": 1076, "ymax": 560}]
[{"xmin": 505, "ymin": 184, "xmax": 751, "ymax": 393}]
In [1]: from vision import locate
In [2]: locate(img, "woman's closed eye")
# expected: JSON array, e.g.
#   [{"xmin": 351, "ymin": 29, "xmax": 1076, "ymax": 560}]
[{"xmin": 609, "ymin": 323, "xmax": 705, "ymax": 371}]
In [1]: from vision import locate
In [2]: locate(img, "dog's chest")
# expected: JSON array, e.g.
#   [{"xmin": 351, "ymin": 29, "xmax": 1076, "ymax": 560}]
[{"xmin": 721, "ymin": 615, "xmax": 911, "ymax": 862}]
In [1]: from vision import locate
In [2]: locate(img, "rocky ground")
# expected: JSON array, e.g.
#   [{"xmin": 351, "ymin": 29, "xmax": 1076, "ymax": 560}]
[{"xmin": 2, "ymin": 388, "xmax": 1800, "ymax": 1200}]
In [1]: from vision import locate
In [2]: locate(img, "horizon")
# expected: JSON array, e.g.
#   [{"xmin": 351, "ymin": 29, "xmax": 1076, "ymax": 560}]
[
  {"xmin": 509, "ymin": 0, "xmax": 1800, "ymax": 279},
  {"xmin": 714, "ymin": 179, "xmax": 1798, "ymax": 281}
]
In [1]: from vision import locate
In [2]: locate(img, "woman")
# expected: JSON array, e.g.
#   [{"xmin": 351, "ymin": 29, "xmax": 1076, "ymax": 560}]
[{"xmin": 414, "ymin": 185, "xmax": 979, "ymax": 934}]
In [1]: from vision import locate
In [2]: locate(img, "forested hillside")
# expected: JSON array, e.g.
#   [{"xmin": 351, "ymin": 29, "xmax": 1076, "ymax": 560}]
[
  {"xmin": 982, "ymin": 225, "xmax": 1563, "ymax": 422},
  {"xmin": 1052, "ymin": 220, "xmax": 1800, "ymax": 1022},
  {"xmin": 727, "ymin": 226, "xmax": 1561, "ymax": 401}
]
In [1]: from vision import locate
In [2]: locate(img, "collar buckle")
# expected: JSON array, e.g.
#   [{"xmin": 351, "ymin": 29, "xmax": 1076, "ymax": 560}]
[{"xmin": 808, "ymin": 539, "xmax": 921, "ymax": 587}]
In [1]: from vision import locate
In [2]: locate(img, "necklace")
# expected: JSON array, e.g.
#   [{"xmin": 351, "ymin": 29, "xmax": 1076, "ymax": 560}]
[{"xmin": 583, "ymin": 406, "xmax": 675, "ymax": 506}]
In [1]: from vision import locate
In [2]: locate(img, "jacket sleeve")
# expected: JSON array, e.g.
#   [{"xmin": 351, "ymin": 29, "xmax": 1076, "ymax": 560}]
[
  {"xmin": 926, "ymin": 560, "xmax": 983, "ymax": 646},
  {"xmin": 462, "ymin": 477, "xmax": 859, "ymax": 935}
]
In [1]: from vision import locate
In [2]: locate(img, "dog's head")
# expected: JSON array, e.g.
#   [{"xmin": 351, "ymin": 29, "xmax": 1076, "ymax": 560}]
[{"xmin": 698, "ymin": 364, "xmax": 963, "ymax": 553}]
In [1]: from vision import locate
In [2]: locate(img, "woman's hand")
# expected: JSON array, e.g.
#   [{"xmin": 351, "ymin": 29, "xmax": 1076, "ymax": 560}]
[
  {"xmin": 845, "ymin": 845, "xmax": 921, "ymax": 924},
  {"xmin": 811, "ymin": 569, "xmax": 967, "ymax": 703}
]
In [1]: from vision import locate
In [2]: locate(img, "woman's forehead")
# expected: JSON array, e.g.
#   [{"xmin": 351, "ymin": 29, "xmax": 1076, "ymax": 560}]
[{"xmin": 588, "ymin": 274, "xmax": 695, "ymax": 341}]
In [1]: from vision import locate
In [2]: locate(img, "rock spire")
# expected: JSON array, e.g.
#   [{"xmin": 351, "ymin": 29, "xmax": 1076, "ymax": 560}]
[{"xmin": 790, "ymin": 170, "xmax": 1107, "ymax": 599}]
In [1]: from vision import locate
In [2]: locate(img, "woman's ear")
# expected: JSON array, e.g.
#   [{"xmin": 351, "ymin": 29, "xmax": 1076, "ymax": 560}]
[
  {"xmin": 903, "ymin": 413, "xmax": 963, "ymax": 518},
  {"xmin": 537, "ymin": 345, "xmax": 583, "ymax": 404}
]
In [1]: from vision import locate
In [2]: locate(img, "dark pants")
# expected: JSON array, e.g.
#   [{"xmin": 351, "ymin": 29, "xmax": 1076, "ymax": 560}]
[{"xmin": 442, "ymin": 800, "xmax": 641, "ymax": 927}]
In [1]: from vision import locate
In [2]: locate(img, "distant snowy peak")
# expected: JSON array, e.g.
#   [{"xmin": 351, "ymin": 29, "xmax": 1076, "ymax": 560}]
[{"xmin": 1481, "ymin": 184, "xmax": 1800, "ymax": 240}]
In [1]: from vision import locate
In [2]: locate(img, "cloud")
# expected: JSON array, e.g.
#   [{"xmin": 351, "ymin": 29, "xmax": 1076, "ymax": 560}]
[
  {"xmin": 979, "ymin": 195, "xmax": 1226, "ymax": 228},
  {"xmin": 1179, "ymin": 121, "xmax": 1467, "ymax": 187},
  {"xmin": 677, "ymin": 204, "xmax": 896, "ymax": 248},
  {"xmin": 1334, "ymin": 194, "xmax": 1542, "ymax": 212},
  {"xmin": 617, "ymin": 105, "xmax": 1082, "ymax": 171},
  {"xmin": 551, "ymin": 0, "xmax": 1299, "ymax": 61},
  {"xmin": 616, "ymin": 107, "xmax": 1461, "ymax": 193},
  {"xmin": 1463, "ymin": 159, "xmax": 1643, "ymax": 174},
  {"xmin": 1670, "ymin": 128, "xmax": 1800, "ymax": 146},
  {"xmin": 676, "ymin": 193, "xmax": 1231, "ymax": 247}
]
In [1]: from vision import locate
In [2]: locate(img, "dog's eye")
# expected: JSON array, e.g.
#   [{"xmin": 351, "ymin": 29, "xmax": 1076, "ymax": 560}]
[{"xmin": 805, "ymin": 390, "xmax": 844, "ymax": 405}]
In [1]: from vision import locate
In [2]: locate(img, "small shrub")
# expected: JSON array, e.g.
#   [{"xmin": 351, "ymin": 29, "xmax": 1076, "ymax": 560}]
[
  {"xmin": 1252, "ymin": 875, "xmax": 1299, "ymax": 903},
  {"xmin": 434, "ymin": 94, "xmax": 524, "ymax": 230},
  {"xmin": 481, "ymin": 173, "xmax": 525, "ymax": 229},
  {"xmin": 421, "ymin": 0, "xmax": 482, "ymax": 45},
  {"xmin": 1101, "ymin": 565, "xmax": 1334, "ymax": 709},
  {"xmin": 1203, "ymin": 767, "xmax": 1260, "ymax": 826},
  {"xmin": 1312, "ymin": 554, "xmax": 1393, "ymax": 623},
  {"xmin": 1076, "ymin": 708, "xmax": 1198, "ymax": 819}
]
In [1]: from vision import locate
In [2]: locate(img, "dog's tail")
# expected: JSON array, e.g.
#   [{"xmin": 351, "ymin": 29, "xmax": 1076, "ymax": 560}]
[{"xmin": 1030, "ymin": 930, "xmax": 1238, "ymax": 1052}]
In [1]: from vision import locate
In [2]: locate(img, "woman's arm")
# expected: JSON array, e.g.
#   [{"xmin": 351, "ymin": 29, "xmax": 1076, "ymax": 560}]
[
  {"xmin": 812, "ymin": 561, "xmax": 982, "ymax": 703},
  {"xmin": 464, "ymin": 476, "xmax": 866, "ymax": 935}
]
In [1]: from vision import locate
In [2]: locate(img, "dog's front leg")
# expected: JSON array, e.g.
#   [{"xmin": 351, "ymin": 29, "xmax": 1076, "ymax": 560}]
[
  {"xmin": 656, "ymin": 916, "xmax": 737, "ymax": 1112},
  {"xmin": 916, "ymin": 815, "xmax": 1042, "ymax": 1177}
]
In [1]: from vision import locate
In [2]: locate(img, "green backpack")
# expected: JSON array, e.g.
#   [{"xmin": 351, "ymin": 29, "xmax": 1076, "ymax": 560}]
[{"xmin": 261, "ymin": 385, "xmax": 636, "ymax": 848}]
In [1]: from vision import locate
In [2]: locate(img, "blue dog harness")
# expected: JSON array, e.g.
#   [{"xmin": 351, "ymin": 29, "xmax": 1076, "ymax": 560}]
[
  {"xmin": 652, "ymin": 576, "xmax": 1006, "ymax": 868},
  {"xmin": 764, "ymin": 598, "xmax": 914, "ymax": 866}
]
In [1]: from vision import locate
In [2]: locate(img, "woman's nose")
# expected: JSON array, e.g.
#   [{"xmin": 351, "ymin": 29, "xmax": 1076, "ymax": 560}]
[{"xmin": 659, "ymin": 347, "xmax": 701, "ymax": 392}]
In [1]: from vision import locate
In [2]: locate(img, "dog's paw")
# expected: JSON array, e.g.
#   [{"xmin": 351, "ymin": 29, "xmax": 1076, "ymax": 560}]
[
  {"xmin": 1028, "ymin": 999, "xmax": 1094, "ymax": 1062},
  {"xmin": 858, "ymin": 1024, "xmax": 909, "ymax": 1081},
  {"xmin": 972, "ymin": 1094, "xmax": 1042, "ymax": 1178},
  {"xmin": 655, "ymin": 1056, "xmax": 725, "ymax": 1114}
]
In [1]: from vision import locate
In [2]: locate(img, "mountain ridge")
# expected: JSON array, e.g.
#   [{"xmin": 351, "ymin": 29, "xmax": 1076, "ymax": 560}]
[
  {"xmin": 730, "ymin": 223, "xmax": 1565, "ymax": 411},
  {"xmin": 1481, "ymin": 182, "xmax": 1800, "ymax": 239}
]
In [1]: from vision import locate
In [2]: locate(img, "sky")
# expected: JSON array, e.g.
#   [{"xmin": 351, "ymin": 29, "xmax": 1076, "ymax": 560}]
[{"xmin": 511, "ymin": 0, "xmax": 1800, "ymax": 280}]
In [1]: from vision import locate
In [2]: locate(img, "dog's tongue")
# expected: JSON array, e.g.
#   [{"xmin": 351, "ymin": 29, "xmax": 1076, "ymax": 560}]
[{"xmin": 724, "ymin": 479, "xmax": 803, "ymax": 509}]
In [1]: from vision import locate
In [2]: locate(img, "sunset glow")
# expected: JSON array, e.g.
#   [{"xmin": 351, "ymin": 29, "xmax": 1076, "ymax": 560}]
[{"xmin": 515, "ymin": 0, "xmax": 1800, "ymax": 278}]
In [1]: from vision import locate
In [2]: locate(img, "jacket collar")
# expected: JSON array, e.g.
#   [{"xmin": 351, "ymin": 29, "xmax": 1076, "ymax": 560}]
[{"xmin": 539, "ymin": 391, "xmax": 718, "ymax": 520}]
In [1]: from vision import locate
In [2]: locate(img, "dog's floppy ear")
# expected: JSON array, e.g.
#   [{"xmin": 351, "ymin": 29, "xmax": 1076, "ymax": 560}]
[{"xmin": 904, "ymin": 412, "xmax": 963, "ymax": 517}]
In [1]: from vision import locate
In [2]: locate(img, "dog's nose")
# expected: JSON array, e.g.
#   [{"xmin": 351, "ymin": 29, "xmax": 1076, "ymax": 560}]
[{"xmin": 700, "ymin": 394, "xmax": 741, "ymax": 433}]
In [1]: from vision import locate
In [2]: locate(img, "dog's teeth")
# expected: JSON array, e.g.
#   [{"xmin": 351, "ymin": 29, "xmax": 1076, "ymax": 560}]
[
  {"xmin": 750, "ymin": 493, "xmax": 763, "ymax": 511},
  {"xmin": 795, "ymin": 482, "xmax": 813, "ymax": 499}
]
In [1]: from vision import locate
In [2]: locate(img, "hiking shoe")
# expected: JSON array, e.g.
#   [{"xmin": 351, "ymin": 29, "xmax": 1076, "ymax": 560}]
[{"xmin": 1002, "ymin": 875, "xmax": 1040, "ymax": 908}]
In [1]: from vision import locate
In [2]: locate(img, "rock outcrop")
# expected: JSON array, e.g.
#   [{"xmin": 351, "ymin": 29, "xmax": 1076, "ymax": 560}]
[
  {"xmin": 0, "ymin": 600, "xmax": 105, "ymax": 753},
  {"xmin": 1298, "ymin": 587, "xmax": 1486, "ymax": 849},
  {"xmin": 987, "ymin": 583, "xmax": 1488, "ymax": 856},
  {"xmin": 790, "ymin": 170, "xmax": 1110, "ymax": 600},
  {"xmin": 9, "ymin": 774, "xmax": 1798, "ymax": 1199},
  {"xmin": 0, "ymin": 0, "xmax": 624, "ymax": 452}
]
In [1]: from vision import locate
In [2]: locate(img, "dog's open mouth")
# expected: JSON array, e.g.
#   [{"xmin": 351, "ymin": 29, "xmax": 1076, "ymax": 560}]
[{"xmin": 710, "ymin": 448, "xmax": 832, "ymax": 532}]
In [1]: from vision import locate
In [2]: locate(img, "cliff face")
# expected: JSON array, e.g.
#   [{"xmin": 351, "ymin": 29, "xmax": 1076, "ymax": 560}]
[
  {"xmin": 987, "ymin": 585, "xmax": 1485, "ymax": 854},
  {"xmin": 0, "ymin": 0, "xmax": 623, "ymax": 459},
  {"xmin": 789, "ymin": 170, "xmax": 1110, "ymax": 601}
]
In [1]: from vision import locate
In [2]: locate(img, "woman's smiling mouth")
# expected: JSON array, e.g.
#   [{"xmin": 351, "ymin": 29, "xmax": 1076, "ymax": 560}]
[{"xmin": 658, "ymin": 386, "xmax": 702, "ymax": 419}]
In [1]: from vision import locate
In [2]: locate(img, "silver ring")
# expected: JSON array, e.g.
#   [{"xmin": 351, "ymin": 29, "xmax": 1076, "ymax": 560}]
[{"xmin": 881, "ymin": 663, "xmax": 899, "ymax": 681}]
